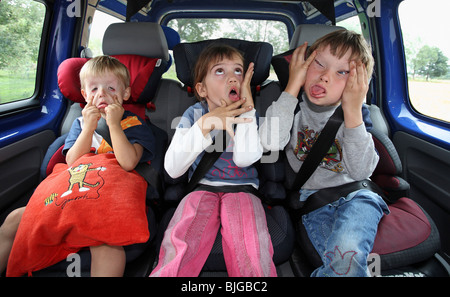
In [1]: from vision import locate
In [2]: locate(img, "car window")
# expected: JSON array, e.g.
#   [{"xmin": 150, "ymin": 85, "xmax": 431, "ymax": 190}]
[
  {"xmin": 168, "ymin": 18, "xmax": 289, "ymax": 54},
  {"xmin": 89, "ymin": 10, "xmax": 123, "ymax": 57},
  {"xmin": 337, "ymin": 15, "xmax": 362, "ymax": 34},
  {"xmin": 0, "ymin": 0, "xmax": 46, "ymax": 104},
  {"xmin": 164, "ymin": 18, "xmax": 289, "ymax": 81},
  {"xmin": 399, "ymin": 0, "xmax": 450, "ymax": 123}
]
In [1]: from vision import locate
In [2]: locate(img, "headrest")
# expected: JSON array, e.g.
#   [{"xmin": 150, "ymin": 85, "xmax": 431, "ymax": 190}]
[
  {"xmin": 161, "ymin": 26, "xmax": 181, "ymax": 50},
  {"xmin": 161, "ymin": 26, "xmax": 181, "ymax": 71},
  {"xmin": 272, "ymin": 24, "xmax": 345, "ymax": 90},
  {"xmin": 289, "ymin": 24, "xmax": 345, "ymax": 49},
  {"xmin": 173, "ymin": 38, "xmax": 273, "ymax": 88},
  {"xmin": 58, "ymin": 24, "xmax": 170, "ymax": 119},
  {"xmin": 103, "ymin": 22, "xmax": 169, "ymax": 61}
]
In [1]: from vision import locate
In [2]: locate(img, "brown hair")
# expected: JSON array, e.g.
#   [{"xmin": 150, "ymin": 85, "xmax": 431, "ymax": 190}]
[
  {"xmin": 193, "ymin": 44, "xmax": 245, "ymax": 100},
  {"xmin": 307, "ymin": 30, "xmax": 374, "ymax": 78},
  {"xmin": 79, "ymin": 55, "xmax": 130, "ymax": 90}
]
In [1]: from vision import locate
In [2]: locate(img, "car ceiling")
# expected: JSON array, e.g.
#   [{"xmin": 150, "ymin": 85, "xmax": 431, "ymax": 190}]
[{"xmin": 94, "ymin": 0, "xmax": 357, "ymax": 26}]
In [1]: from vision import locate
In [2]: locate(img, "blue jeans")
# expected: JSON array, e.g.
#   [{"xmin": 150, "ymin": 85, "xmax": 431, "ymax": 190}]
[{"xmin": 301, "ymin": 189, "xmax": 389, "ymax": 277}]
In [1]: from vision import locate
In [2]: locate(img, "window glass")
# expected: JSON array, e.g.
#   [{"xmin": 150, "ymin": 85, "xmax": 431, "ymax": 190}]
[
  {"xmin": 165, "ymin": 18, "xmax": 289, "ymax": 81},
  {"xmin": 89, "ymin": 10, "xmax": 123, "ymax": 57},
  {"xmin": 0, "ymin": 0, "xmax": 46, "ymax": 104},
  {"xmin": 399, "ymin": 0, "xmax": 450, "ymax": 122},
  {"xmin": 337, "ymin": 15, "xmax": 362, "ymax": 34}
]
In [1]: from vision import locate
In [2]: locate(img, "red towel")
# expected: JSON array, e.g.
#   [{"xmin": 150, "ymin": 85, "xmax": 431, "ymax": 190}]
[{"xmin": 7, "ymin": 153, "xmax": 149, "ymax": 277}]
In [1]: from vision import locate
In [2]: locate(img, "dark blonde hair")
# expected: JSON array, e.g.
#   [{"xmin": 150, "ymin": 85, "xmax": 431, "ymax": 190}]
[
  {"xmin": 79, "ymin": 55, "xmax": 130, "ymax": 90},
  {"xmin": 193, "ymin": 44, "xmax": 245, "ymax": 100},
  {"xmin": 307, "ymin": 30, "xmax": 374, "ymax": 78}
]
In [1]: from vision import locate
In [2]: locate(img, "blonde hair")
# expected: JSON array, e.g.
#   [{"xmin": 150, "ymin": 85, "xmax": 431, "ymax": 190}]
[
  {"xmin": 307, "ymin": 30, "xmax": 374, "ymax": 78},
  {"xmin": 79, "ymin": 55, "xmax": 130, "ymax": 90}
]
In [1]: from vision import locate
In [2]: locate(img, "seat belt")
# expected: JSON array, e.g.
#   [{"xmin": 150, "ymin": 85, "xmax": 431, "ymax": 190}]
[
  {"xmin": 185, "ymin": 131, "xmax": 228, "ymax": 194},
  {"xmin": 290, "ymin": 105, "xmax": 344, "ymax": 193},
  {"xmin": 288, "ymin": 104, "xmax": 386, "ymax": 214}
]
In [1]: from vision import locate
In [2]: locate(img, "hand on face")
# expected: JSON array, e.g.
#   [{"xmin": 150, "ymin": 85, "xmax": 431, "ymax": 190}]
[
  {"xmin": 104, "ymin": 94, "xmax": 125, "ymax": 128},
  {"xmin": 341, "ymin": 61, "xmax": 368, "ymax": 112},
  {"xmin": 81, "ymin": 73, "xmax": 130, "ymax": 129},
  {"xmin": 239, "ymin": 62, "xmax": 255, "ymax": 109},
  {"xmin": 200, "ymin": 97, "xmax": 253, "ymax": 139},
  {"xmin": 84, "ymin": 91, "xmax": 125, "ymax": 128},
  {"xmin": 81, "ymin": 99, "xmax": 102, "ymax": 133},
  {"xmin": 285, "ymin": 42, "xmax": 317, "ymax": 97}
]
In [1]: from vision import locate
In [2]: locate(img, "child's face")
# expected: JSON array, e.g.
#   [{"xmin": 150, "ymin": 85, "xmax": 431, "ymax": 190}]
[
  {"xmin": 195, "ymin": 55, "xmax": 244, "ymax": 110},
  {"xmin": 81, "ymin": 72, "xmax": 130, "ymax": 115},
  {"xmin": 304, "ymin": 45, "xmax": 353, "ymax": 106}
]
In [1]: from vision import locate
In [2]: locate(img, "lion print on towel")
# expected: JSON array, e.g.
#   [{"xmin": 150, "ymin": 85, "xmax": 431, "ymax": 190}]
[{"xmin": 44, "ymin": 163, "xmax": 106, "ymax": 209}]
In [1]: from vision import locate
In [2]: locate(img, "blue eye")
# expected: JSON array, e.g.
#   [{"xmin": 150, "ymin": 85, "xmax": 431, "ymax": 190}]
[
  {"xmin": 338, "ymin": 70, "xmax": 350, "ymax": 76},
  {"xmin": 108, "ymin": 86, "xmax": 115, "ymax": 91}
]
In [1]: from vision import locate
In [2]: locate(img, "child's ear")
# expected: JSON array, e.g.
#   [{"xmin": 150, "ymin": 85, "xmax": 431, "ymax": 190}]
[
  {"xmin": 195, "ymin": 82, "xmax": 207, "ymax": 98},
  {"xmin": 123, "ymin": 87, "xmax": 131, "ymax": 102},
  {"xmin": 81, "ymin": 89, "xmax": 87, "ymax": 100}
]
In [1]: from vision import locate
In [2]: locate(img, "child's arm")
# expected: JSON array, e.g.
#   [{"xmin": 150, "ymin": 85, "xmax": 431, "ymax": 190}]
[
  {"xmin": 164, "ymin": 120, "xmax": 212, "ymax": 179},
  {"xmin": 285, "ymin": 43, "xmax": 317, "ymax": 98},
  {"xmin": 105, "ymin": 97, "xmax": 144, "ymax": 171},
  {"xmin": 240, "ymin": 62, "xmax": 255, "ymax": 110},
  {"xmin": 65, "ymin": 101, "xmax": 101, "ymax": 166},
  {"xmin": 165, "ymin": 98, "xmax": 253, "ymax": 179},
  {"xmin": 260, "ymin": 43, "xmax": 316, "ymax": 151},
  {"xmin": 233, "ymin": 62, "xmax": 263, "ymax": 167},
  {"xmin": 341, "ymin": 61, "xmax": 379, "ymax": 179},
  {"xmin": 341, "ymin": 61, "xmax": 368, "ymax": 129}
]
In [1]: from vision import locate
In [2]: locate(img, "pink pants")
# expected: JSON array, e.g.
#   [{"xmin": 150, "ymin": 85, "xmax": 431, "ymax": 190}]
[{"xmin": 150, "ymin": 190, "xmax": 276, "ymax": 277}]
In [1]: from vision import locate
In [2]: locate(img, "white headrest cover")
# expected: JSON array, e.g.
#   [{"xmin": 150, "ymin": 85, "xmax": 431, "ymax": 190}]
[{"xmin": 103, "ymin": 22, "xmax": 169, "ymax": 61}]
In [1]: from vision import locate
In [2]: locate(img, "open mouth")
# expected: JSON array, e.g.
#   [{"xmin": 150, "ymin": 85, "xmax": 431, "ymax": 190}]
[{"xmin": 229, "ymin": 87, "xmax": 240, "ymax": 102}]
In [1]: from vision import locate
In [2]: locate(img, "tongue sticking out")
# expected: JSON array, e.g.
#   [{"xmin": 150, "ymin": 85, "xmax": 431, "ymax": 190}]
[{"xmin": 311, "ymin": 85, "xmax": 326, "ymax": 97}]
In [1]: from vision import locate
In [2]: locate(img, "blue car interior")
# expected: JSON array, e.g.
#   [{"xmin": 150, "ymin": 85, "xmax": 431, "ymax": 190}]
[{"xmin": 0, "ymin": 0, "xmax": 449, "ymax": 278}]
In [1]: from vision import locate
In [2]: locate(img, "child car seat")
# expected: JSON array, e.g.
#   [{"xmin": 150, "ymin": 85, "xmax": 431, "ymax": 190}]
[
  {"xmin": 154, "ymin": 38, "xmax": 295, "ymax": 275},
  {"xmin": 267, "ymin": 24, "xmax": 448, "ymax": 276},
  {"xmin": 34, "ymin": 22, "xmax": 171, "ymax": 276}
]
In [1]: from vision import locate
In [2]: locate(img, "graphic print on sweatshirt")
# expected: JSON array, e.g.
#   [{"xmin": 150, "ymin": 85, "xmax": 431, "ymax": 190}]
[{"xmin": 294, "ymin": 126, "xmax": 344, "ymax": 173}]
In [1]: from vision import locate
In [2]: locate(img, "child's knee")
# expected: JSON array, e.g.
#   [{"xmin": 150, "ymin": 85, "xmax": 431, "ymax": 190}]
[{"xmin": 1, "ymin": 207, "xmax": 25, "ymax": 238}]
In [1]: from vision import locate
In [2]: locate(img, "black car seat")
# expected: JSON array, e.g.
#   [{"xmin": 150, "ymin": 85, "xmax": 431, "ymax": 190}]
[
  {"xmin": 32, "ymin": 22, "xmax": 172, "ymax": 276},
  {"xmin": 151, "ymin": 38, "xmax": 295, "ymax": 276},
  {"xmin": 267, "ymin": 24, "xmax": 449, "ymax": 276}
]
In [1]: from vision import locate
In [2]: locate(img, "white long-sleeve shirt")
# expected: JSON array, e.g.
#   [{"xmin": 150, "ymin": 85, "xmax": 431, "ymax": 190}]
[{"xmin": 164, "ymin": 101, "xmax": 263, "ymax": 188}]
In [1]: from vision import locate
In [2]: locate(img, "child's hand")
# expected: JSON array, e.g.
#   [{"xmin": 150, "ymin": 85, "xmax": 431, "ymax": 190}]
[
  {"xmin": 341, "ymin": 61, "xmax": 368, "ymax": 128},
  {"xmin": 240, "ymin": 62, "xmax": 255, "ymax": 110},
  {"xmin": 82, "ymin": 99, "xmax": 101, "ymax": 132},
  {"xmin": 200, "ymin": 98, "xmax": 253, "ymax": 139},
  {"xmin": 285, "ymin": 42, "xmax": 317, "ymax": 98},
  {"xmin": 105, "ymin": 95, "xmax": 124, "ymax": 128}
]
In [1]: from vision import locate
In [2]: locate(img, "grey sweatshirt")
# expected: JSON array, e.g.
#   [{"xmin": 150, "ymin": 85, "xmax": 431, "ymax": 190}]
[{"xmin": 260, "ymin": 92, "xmax": 379, "ymax": 190}]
